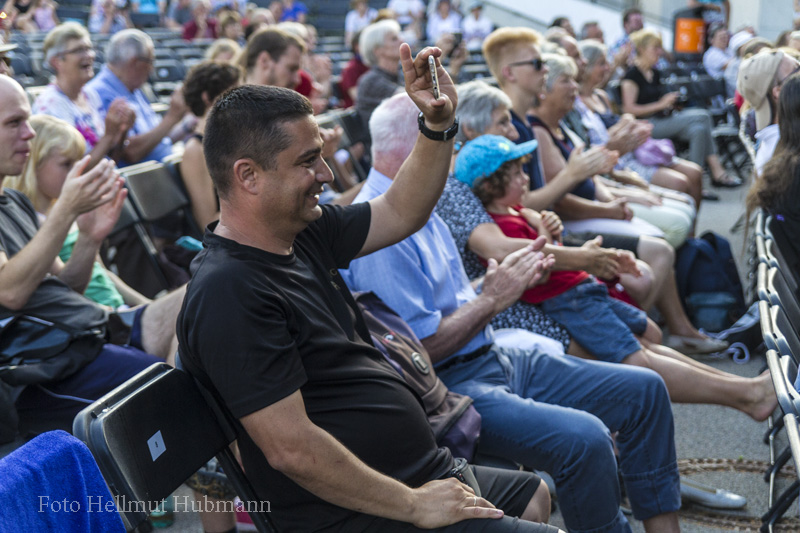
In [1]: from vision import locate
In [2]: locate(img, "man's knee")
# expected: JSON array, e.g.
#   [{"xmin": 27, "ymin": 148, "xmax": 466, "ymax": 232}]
[{"xmin": 521, "ymin": 478, "xmax": 552, "ymax": 523}]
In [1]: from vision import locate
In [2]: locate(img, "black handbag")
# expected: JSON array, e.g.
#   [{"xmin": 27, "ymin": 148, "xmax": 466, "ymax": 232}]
[{"xmin": 0, "ymin": 314, "xmax": 106, "ymax": 444}]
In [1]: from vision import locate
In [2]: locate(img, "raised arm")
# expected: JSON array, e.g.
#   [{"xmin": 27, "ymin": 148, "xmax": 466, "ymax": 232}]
[
  {"xmin": 241, "ymin": 389, "xmax": 503, "ymax": 528},
  {"xmin": 358, "ymin": 44, "xmax": 457, "ymax": 257}
]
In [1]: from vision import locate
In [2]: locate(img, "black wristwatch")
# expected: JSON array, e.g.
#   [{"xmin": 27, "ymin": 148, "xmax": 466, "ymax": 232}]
[{"xmin": 418, "ymin": 112, "xmax": 459, "ymax": 141}]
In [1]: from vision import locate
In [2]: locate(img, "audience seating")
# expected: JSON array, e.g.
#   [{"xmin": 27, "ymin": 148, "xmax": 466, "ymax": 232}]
[
  {"xmin": 73, "ymin": 363, "xmax": 278, "ymax": 532},
  {"xmin": 102, "ymin": 195, "xmax": 173, "ymax": 298},
  {"xmin": 121, "ymin": 159, "xmax": 202, "ymax": 240}
]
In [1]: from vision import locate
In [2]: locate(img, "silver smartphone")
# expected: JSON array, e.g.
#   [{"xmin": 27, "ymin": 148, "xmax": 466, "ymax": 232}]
[{"xmin": 428, "ymin": 55, "xmax": 440, "ymax": 100}]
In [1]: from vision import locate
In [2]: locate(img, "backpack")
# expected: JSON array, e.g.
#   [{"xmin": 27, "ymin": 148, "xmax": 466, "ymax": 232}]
[
  {"xmin": 353, "ymin": 291, "xmax": 482, "ymax": 461},
  {"xmin": 675, "ymin": 231, "xmax": 747, "ymax": 332}
]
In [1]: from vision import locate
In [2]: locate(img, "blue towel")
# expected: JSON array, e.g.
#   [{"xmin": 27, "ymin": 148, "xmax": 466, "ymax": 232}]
[{"xmin": 0, "ymin": 430, "xmax": 124, "ymax": 533}]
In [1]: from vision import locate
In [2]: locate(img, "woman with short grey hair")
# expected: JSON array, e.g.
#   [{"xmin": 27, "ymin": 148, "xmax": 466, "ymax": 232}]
[
  {"xmin": 454, "ymin": 80, "xmax": 516, "ymax": 144},
  {"xmin": 33, "ymin": 22, "xmax": 134, "ymax": 170}
]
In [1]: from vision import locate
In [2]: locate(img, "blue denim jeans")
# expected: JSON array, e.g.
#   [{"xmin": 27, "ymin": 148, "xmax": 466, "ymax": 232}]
[
  {"xmin": 539, "ymin": 280, "xmax": 647, "ymax": 363},
  {"xmin": 437, "ymin": 346, "xmax": 680, "ymax": 533}
]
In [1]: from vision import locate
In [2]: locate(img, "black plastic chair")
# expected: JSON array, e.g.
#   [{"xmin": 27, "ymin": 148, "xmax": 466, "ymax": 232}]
[{"xmin": 74, "ymin": 363, "xmax": 277, "ymax": 532}]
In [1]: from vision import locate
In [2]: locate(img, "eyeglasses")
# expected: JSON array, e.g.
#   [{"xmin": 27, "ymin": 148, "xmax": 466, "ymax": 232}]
[
  {"xmin": 507, "ymin": 58, "xmax": 544, "ymax": 71},
  {"xmin": 777, "ymin": 64, "xmax": 800, "ymax": 88},
  {"xmin": 0, "ymin": 56, "xmax": 9, "ymax": 67},
  {"xmin": 58, "ymin": 45, "xmax": 94, "ymax": 57},
  {"xmin": 137, "ymin": 56, "xmax": 154, "ymax": 64}
]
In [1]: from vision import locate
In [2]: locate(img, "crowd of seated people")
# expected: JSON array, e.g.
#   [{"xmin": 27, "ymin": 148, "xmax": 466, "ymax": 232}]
[{"xmin": 4, "ymin": 1, "xmax": 800, "ymax": 531}]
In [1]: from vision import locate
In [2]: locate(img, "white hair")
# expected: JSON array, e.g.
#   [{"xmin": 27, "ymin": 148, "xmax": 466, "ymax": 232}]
[
  {"xmin": 370, "ymin": 92, "xmax": 420, "ymax": 176},
  {"xmin": 359, "ymin": 19, "xmax": 401, "ymax": 67},
  {"xmin": 455, "ymin": 80, "xmax": 512, "ymax": 143},
  {"xmin": 106, "ymin": 29, "xmax": 153, "ymax": 66}
]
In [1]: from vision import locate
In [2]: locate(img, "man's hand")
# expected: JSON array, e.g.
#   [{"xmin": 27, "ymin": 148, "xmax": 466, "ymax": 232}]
[
  {"xmin": 615, "ymin": 250, "xmax": 641, "ymax": 277},
  {"xmin": 564, "ymin": 145, "xmax": 618, "ymax": 183},
  {"xmin": 76, "ymin": 185, "xmax": 127, "ymax": 244},
  {"xmin": 580, "ymin": 236, "xmax": 620, "ymax": 279},
  {"xmin": 482, "ymin": 239, "xmax": 547, "ymax": 314},
  {"xmin": 400, "ymin": 43, "xmax": 457, "ymax": 130},
  {"xmin": 409, "ymin": 478, "xmax": 503, "ymax": 528},
  {"xmin": 605, "ymin": 197, "xmax": 632, "ymax": 220},
  {"xmin": 105, "ymin": 98, "xmax": 133, "ymax": 141},
  {"xmin": 55, "ymin": 158, "xmax": 123, "ymax": 219}
]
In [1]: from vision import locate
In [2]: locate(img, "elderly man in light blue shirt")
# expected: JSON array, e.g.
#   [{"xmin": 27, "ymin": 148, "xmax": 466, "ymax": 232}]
[
  {"xmin": 87, "ymin": 29, "xmax": 187, "ymax": 167},
  {"xmin": 340, "ymin": 92, "xmax": 681, "ymax": 533}
]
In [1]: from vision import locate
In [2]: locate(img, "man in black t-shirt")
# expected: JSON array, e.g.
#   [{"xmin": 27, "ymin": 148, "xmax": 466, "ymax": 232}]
[
  {"xmin": 177, "ymin": 46, "xmax": 562, "ymax": 532},
  {"xmin": 0, "ymin": 76, "xmax": 184, "ymax": 442}
]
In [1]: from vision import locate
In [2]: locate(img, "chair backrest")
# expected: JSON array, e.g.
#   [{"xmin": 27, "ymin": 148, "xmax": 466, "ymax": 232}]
[
  {"xmin": 122, "ymin": 163, "xmax": 191, "ymax": 223},
  {"xmin": 73, "ymin": 363, "xmax": 276, "ymax": 532},
  {"xmin": 759, "ymin": 300, "xmax": 779, "ymax": 352},
  {"xmin": 766, "ymin": 349, "xmax": 800, "ymax": 418},
  {"xmin": 784, "ymin": 412, "xmax": 800, "ymax": 484},
  {"xmin": 769, "ymin": 267, "xmax": 800, "ymax": 333},
  {"xmin": 757, "ymin": 262, "xmax": 770, "ymax": 304},
  {"xmin": 772, "ymin": 304, "xmax": 800, "ymax": 366}
]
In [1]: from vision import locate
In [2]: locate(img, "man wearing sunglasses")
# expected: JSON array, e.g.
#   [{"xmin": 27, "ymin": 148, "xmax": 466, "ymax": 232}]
[
  {"xmin": 738, "ymin": 49, "xmax": 800, "ymax": 177},
  {"xmin": 482, "ymin": 27, "xmax": 616, "ymax": 210}
]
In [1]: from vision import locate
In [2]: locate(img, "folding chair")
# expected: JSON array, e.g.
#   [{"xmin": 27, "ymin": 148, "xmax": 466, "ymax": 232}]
[
  {"xmin": 121, "ymin": 161, "xmax": 202, "ymax": 240},
  {"xmin": 767, "ymin": 267, "xmax": 800, "ymax": 334},
  {"xmin": 73, "ymin": 363, "xmax": 277, "ymax": 532},
  {"xmin": 102, "ymin": 196, "xmax": 172, "ymax": 299},
  {"xmin": 762, "ymin": 349, "xmax": 800, "ymax": 532}
]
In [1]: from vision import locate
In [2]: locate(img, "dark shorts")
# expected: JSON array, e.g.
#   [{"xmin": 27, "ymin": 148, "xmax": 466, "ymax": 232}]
[
  {"xmin": 564, "ymin": 232, "xmax": 640, "ymax": 254},
  {"xmin": 332, "ymin": 466, "xmax": 558, "ymax": 532}
]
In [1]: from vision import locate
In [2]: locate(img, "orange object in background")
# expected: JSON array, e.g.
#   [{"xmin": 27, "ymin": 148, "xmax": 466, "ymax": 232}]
[{"xmin": 674, "ymin": 17, "xmax": 705, "ymax": 54}]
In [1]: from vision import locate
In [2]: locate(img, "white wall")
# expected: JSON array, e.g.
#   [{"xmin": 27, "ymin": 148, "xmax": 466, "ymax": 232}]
[{"xmin": 483, "ymin": 0, "xmax": 674, "ymax": 50}]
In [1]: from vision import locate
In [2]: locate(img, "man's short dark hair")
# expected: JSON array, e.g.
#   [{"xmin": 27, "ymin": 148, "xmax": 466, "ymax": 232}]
[
  {"xmin": 622, "ymin": 8, "xmax": 642, "ymax": 26},
  {"xmin": 238, "ymin": 27, "xmax": 306, "ymax": 74},
  {"xmin": 550, "ymin": 17, "xmax": 569, "ymax": 29},
  {"xmin": 203, "ymin": 85, "xmax": 313, "ymax": 199}
]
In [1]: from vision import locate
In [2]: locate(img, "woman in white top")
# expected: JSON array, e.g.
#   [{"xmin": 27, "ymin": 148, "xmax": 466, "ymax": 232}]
[
  {"xmin": 32, "ymin": 23, "xmax": 134, "ymax": 170},
  {"xmin": 344, "ymin": 0, "xmax": 377, "ymax": 46},
  {"xmin": 426, "ymin": 0, "xmax": 461, "ymax": 43},
  {"xmin": 462, "ymin": 2, "xmax": 492, "ymax": 51}
]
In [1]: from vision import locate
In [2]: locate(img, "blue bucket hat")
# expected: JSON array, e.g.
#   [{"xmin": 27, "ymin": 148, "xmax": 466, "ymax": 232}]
[{"xmin": 454, "ymin": 135, "xmax": 538, "ymax": 188}]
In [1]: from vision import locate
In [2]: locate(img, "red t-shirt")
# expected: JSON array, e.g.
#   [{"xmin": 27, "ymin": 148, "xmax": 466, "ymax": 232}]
[
  {"xmin": 294, "ymin": 69, "xmax": 315, "ymax": 98},
  {"xmin": 339, "ymin": 56, "xmax": 369, "ymax": 108},
  {"xmin": 488, "ymin": 207, "xmax": 589, "ymax": 304}
]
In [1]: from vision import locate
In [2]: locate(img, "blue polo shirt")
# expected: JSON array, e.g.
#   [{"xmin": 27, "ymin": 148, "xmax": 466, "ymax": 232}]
[
  {"xmin": 86, "ymin": 65, "xmax": 173, "ymax": 166},
  {"xmin": 340, "ymin": 169, "xmax": 494, "ymax": 365}
]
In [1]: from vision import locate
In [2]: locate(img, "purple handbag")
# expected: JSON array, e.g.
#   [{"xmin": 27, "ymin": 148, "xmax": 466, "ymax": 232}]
[{"xmin": 634, "ymin": 138, "xmax": 676, "ymax": 166}]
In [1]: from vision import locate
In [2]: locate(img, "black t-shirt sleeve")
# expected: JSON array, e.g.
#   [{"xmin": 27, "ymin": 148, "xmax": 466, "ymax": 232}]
[{"xmin": 313, "ymin": 202, "xmax": 371, "ymax": 268}]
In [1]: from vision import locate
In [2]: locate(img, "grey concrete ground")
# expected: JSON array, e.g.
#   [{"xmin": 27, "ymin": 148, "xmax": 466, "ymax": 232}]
[{"xmin": 164, "ymin": 174, "xmax": 796, "ymax": 532}]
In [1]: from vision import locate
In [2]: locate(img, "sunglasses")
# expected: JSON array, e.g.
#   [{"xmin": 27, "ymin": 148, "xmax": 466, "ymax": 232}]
[
  {"xmin": 507, "ymin": 58, "xmax": 544, "ymax": 71},
  {"xmin": 0, "ymin": 55, "xmax": 9, "ymax": 67}
]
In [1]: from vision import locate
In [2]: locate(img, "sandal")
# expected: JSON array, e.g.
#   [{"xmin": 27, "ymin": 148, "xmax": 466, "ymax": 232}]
[{"xmin": 710, "ymin": 171, "xmax": 743, "ymax": 188}]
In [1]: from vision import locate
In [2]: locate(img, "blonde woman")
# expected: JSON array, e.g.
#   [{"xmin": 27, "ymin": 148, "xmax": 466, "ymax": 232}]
[
  {"xmin": 5, "ymin": 115, "xmax": 149, "ymax": 309},
  {"xmin": 620, "ymin": 29, "xmax": 740, "ymax": 187}
]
